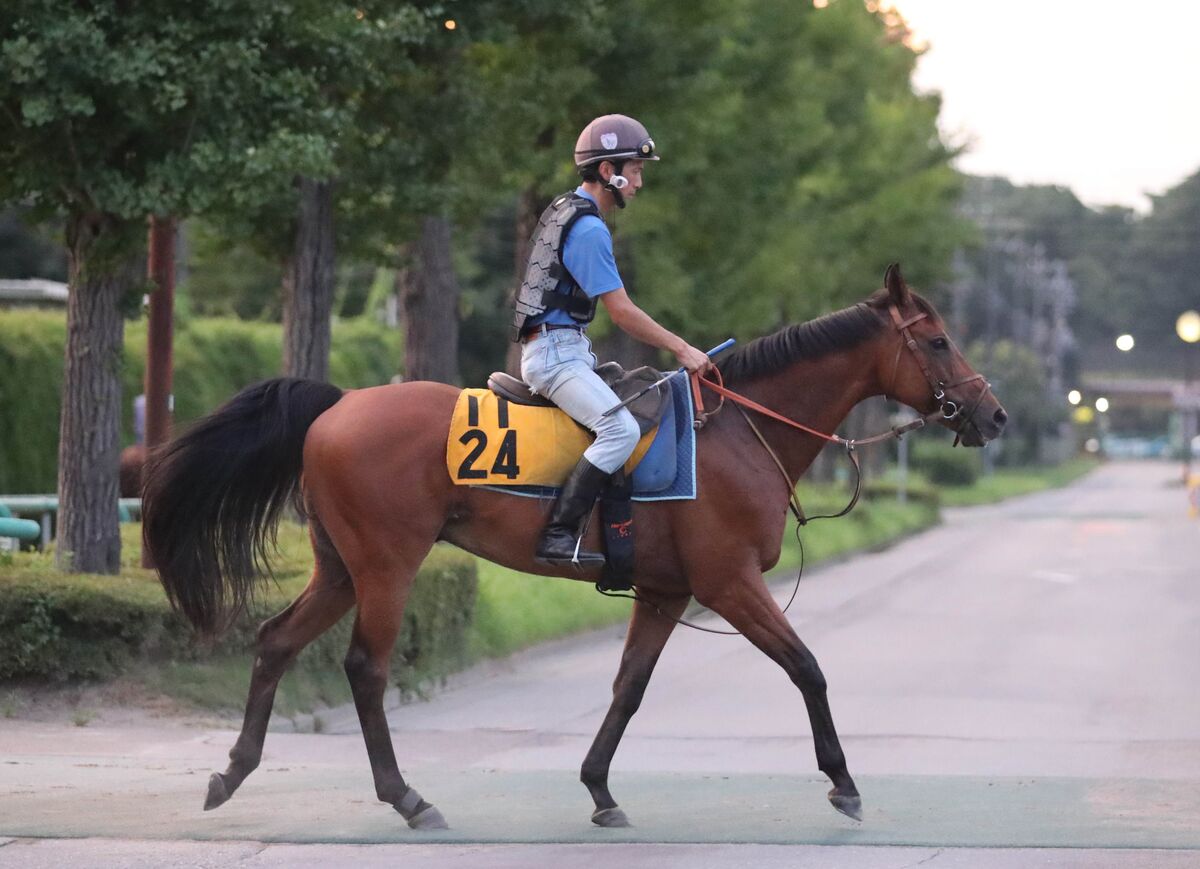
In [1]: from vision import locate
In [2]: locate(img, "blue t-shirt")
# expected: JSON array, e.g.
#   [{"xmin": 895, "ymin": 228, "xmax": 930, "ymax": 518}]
[{"xmin": 527, "ymin": 187, "xmax": 623, "ymax": 329}]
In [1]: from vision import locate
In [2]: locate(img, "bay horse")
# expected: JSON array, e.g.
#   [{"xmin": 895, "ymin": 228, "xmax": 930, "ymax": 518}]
[{"xmin": 142, "ymin": 265, "xmax": 1006, "ymax": 830}]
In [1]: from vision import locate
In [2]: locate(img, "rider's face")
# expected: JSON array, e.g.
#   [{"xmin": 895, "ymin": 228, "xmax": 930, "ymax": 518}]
[
  {"xmin": 618, "ymin": 160, "xmax": 645, "ymax": 199},
  {"xmin": 601, "ymin": 159, "xmax": 645, "ymax": 202}
]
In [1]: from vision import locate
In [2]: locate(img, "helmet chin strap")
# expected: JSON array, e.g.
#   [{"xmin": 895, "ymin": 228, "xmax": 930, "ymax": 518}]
[{"xmin": 603, "ymin": 167, "xmax": 628, "ymax": 209}]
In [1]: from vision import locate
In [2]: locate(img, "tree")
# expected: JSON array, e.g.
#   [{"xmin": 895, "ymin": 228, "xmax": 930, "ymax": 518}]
[
  {"xmin": 574, "ymin": 0, "xmax": 966, "ymax": 350},
  {"xmin": 446, "ymin": 0, "xmax": 968, "ymax": 380},
  {"xmin": 1133, "ymin": 170, "xmax": 1200, "ymax": 353},
  {"xmin": 0, "ymin": 1, "xmax": 341, "ymax": 571}
]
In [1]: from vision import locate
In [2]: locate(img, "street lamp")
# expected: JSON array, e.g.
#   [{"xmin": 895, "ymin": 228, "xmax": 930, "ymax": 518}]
[
  {"xmin": 1176, "ymin": 311, "xmax": 1200, "ymax": 483},
  {"xmin": 1068, "ymin": 389, "xmax": 1082, "ymax": 405},
  {"xmin": 1116, "ymin": 334, "xmax": 1135, "ymax": 352}
]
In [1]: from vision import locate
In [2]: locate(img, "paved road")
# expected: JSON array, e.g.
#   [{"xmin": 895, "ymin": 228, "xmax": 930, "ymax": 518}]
[{"xmin": 2, "ymin": 460, "xmax": 1198, "ymax": 867}]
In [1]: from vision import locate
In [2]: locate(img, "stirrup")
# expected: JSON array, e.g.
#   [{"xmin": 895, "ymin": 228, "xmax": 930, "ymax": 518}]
[{"xmin": 535, "ymin": 532, "xmax": 605, "ymax": 567}]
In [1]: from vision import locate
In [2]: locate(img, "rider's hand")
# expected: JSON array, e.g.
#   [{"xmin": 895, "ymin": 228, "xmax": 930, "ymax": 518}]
[{"xmin": 675, "ymin": 343, "xmax": 714, "ymax": 375}]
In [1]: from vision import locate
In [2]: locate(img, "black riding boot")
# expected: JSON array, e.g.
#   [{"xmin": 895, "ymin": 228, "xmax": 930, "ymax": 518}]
[{"xmin": 536, "ymin": 458, "xmax": 609, "ymax": 567}]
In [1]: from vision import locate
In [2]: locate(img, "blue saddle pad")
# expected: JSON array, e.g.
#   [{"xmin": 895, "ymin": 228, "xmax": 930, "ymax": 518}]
[{"xmin": 481, "ymin": 374, "xmax": 697, "ymax": 502}]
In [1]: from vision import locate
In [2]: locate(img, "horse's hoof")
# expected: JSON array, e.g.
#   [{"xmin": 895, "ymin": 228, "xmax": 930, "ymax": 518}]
[
  {"xmin": 407, "ymin": 804, "xmax": 449, "ymax": 830},
  {"xmin": 828, "ymin": 788, "xmax": 862, "ymax": 821},
  {"xmin": 204, "ymin": 772, "xmax": 231, "ymax": 811},
  {"xmin": 591, "ymin": 806, "xmax": 631, "ymax": 827}
]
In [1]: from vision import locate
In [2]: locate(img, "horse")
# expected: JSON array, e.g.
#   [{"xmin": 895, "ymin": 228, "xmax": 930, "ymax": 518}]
[{"xmin": 142, "ymin": 264, "xmax": 1006, "ymax": 831}]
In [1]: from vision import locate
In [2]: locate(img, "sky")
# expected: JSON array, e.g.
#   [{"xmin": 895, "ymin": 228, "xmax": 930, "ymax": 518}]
[{"xmin": 893, "ymin": 0, "xmax": 1200, "ymax": 212}]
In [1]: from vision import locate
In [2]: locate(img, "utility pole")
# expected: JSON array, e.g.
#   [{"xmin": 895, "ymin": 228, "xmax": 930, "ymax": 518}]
[{"xmin": 141, "ymin": 214, "xmax": 175, "ymax": 568}]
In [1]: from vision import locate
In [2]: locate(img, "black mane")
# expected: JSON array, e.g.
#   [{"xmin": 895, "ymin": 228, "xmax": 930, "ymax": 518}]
[{"xmin": 719, "ymin": 290, "xmax": 937, "ymax": 384}]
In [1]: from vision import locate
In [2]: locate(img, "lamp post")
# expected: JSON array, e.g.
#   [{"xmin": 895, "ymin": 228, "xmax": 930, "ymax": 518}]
[{"xmin": 1176, "ymin": 311, "xmax": 1200, "ymax": 484}]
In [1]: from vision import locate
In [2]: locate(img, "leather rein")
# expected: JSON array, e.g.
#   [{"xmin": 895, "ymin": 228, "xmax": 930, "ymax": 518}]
[
  {"xmin": 691, "ymin": 304, "xmax": 992, "ymax": 493},
  {"xmin": 609, "ymin": 304, "xmax": 994, "ymax": 636}
]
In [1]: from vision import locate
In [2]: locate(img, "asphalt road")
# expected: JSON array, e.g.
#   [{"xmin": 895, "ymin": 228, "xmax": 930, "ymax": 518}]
[{"xmin": 2, "ymin": 460, "xmax": 1198, "ymax": 867}]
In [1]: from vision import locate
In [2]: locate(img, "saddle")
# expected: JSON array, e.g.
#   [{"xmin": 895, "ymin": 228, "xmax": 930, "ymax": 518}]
[
  {"xmin": 486, "ymin": 362, "xmax": 669, "ymax": 435},
  {"xmin": 484, "ymin": 363, "xmax": 670, "ymax": 593}
]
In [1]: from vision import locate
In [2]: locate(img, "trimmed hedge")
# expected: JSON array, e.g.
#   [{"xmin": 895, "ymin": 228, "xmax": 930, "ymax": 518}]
[
  {"xmin": 0, "ymin": 526, "xmax": 476, "ymax": 693},
  {"xmin": 908, "ymin": 438, "xmax": 982, "ymax": 486},
  {"xmin": 0, "ymin": 309, "xmax": 401, "ymax": 492}
]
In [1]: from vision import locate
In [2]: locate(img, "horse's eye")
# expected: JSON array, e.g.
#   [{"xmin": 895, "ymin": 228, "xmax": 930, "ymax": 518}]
[{"xmin": 930, "ymin": 337, "xmax": 949, "ymax": 351}]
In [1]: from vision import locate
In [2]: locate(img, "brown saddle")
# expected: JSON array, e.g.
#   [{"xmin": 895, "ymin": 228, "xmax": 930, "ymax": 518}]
[{"xmin": 486, "ymin": 362, "xmax": 670, "ymax": 436}]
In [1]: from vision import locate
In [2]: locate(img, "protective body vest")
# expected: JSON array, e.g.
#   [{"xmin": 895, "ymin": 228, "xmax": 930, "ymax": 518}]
[{"xmin": 511, "ymin": 192, "xmax": 602, "ymax": 341}]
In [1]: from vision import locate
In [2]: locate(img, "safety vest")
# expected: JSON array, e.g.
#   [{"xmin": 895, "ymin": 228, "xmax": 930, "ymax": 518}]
[{"xmin": 511, "ymin": 193, "xmax": 602, "ymax": 341}]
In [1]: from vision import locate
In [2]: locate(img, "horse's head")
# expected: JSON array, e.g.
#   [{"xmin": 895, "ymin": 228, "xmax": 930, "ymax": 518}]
[{"xmin": 873, "ymin": 264, "xmax": 1007, "ymax": 447}]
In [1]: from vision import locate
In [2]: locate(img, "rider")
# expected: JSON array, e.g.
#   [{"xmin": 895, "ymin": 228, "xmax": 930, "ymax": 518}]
[{"xmin": 513, "ymin": 113, "xmax": 713, "ymax": 568}]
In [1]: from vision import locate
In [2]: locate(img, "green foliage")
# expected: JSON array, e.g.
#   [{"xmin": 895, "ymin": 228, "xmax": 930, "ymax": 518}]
[
  {"xmin": 908, "ymin": 438, "xmax": 981, "ymax": 486},
  {"xmin": 937, "ymin": 457, "xmax": 1099, "ymax": 507},
  {"xmin": 956, "ymin": 172, "xmax": 1200, "ymax": 379},
  {"xmin": 776, "ymin": 481, "xmax": 941, "ymax": 570},
  {"xmin": 1132, "ymin": 170, "xmax": 1200, "ymax": 350},
  {"xmin": 0, "ymin": 524, "xmax": 477, "ymax": 691},
  {"xmin": 0, "ymin": 308, "xmax": 64, "ymax": 492},
  {"xmin": 0, "ymin": 0, "xmax": 359, "ymax": 222},
  {"xmin": 439, "ymin": 1, "xmax": 970, "ymax": 374},
  {"xmin": 0, "ymin": 310, "xmax": 401, "ymax": 492},
  {"xmin": 967, "ymin": 339, "xmax": 1060, "ymax": 466},
  {"xmin": 617, "ymin": 0, "xmax": 967, "ymax": 344},
  {"xmin": 469, "ymin": 562, "xmax": 631, "ymax": 660}
]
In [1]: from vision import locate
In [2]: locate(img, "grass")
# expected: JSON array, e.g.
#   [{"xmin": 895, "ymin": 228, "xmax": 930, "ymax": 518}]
[
  {"xmin": 776, "ymin": 485, "xmax": 941, "ymax": 572},
  {"xmin": 469, "ymin": 562, "xmax": 633, "ymax": 659},
  {"xmin": 938, "ymin": 456, "xmax": 1100, "ymax": 506},
  {"xmin": 0, "ymin": 458, "xmax": 1092, "ymax": 716}
]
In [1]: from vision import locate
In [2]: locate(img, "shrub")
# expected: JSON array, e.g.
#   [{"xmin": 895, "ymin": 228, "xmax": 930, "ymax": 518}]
[
  {"xmin": 0, "ymin": 309, "xmax": 64, "ymax": 493},
  {"xmin": 861, "ymin": 476, "xmax": 941, "ymax": 508},
  {"xmin": 908, "ymin": 438, "xmax": 981, "ymax": 486},
  {"xmin": 0, "ymin": 310, "xmax": 402, "ymax": 492},
  {"xmin": 0, "ymin": 528, "xmax": 475, "ymax": 690}
]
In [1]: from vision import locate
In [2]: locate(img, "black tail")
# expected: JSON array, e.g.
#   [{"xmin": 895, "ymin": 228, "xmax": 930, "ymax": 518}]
[{"xmin": 142, "ymin": 378, "xmax": 343, "ymax": 635}]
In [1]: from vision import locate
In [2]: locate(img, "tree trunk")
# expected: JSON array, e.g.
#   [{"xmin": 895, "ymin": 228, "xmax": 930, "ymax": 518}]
[
  {"xmin": 399, "ymin": 215, "xmax": 461, "ymax": 384},
  {"xmin": 282, "ymin": 177, "xmax": 335, "ymax": 382},
  {"xmin": 56, "ymin": 212, "xmax": 137, "ymax": 573},
  {"xmin": 505, "ymin": 188, "xmax": 543, "ymax": 376}
]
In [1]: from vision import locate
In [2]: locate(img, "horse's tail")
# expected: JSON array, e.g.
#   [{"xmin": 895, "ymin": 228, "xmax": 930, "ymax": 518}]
[{"xmin": 142, "ymin": 377, "xmax": 344, "ymax": 635}]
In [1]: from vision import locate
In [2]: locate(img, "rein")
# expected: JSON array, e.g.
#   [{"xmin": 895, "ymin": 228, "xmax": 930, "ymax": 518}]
[{"xmin": 607, "ymin": 302, "xmax": 994, "ymax": 636}]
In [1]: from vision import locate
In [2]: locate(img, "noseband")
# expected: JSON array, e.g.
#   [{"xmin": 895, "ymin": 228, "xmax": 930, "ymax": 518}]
[{"xmin": 887, "ymin": 305, "xmax": 991, "ymax": 446}]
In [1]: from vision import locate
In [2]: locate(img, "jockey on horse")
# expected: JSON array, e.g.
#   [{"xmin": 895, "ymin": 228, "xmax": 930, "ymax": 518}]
[{"xmin": 513, "ymin": 114, "xmax": 713, "ymax": 568}]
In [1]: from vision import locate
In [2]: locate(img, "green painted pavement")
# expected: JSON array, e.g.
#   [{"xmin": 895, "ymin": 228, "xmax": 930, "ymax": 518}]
[{"xmin": 3, "ymin": 759, "xmax": 1198, "ymax": 849}]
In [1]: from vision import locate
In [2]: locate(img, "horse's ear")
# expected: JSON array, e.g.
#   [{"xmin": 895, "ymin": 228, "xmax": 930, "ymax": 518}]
[{"xmin": 884, "ymin": 262, "xmax": 910, "ymax": 307}]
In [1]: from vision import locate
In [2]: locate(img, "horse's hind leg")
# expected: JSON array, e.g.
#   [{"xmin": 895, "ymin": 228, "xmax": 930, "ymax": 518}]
[
  {"xmin": 581, "ymin": 591, "xmax": 689, "ymax": 827},
  {"xmin": 701, "ymin": 574, "xmax": 862, "ymax": 821},
  {"xmin": 340, "ymin": 545, "xmax": 448, "ymax": 830},
  {"xmin": 205, "ymin": 520, "xmax": 354, "ymax": 811}
]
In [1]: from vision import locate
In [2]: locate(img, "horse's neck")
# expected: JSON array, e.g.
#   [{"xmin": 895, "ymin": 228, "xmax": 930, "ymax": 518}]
[{"xmin": 724, "ymin": 350, "xmax": 879, "ymax": 485}]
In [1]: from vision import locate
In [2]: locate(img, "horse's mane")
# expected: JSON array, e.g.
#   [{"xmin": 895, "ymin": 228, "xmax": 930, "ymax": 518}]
[{"xmin": 719, "ymin": 289, "xmax": 937, "ymax": 384}]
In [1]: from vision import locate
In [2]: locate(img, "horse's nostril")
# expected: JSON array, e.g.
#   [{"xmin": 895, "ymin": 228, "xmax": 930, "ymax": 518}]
[{"xmin": 994, "ymin": 407, "xmax": 1008, "ymax": 426}]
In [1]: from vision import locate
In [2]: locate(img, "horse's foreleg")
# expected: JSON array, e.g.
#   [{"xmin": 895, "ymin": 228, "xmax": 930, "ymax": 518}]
[
  {"xmin": 206, "ymin": 523, "xmax": 354, "ymax": 811},
  {"xmin": 341, "ymin": 558, "xmax": 448, "ymax": 830},
  {"xmin": 703, "ymin": 576, "xmax": 861, "ymax": 821},
  {"xmin": 581, "ymin": 591, "xmax": 689, "ymax": 828}
]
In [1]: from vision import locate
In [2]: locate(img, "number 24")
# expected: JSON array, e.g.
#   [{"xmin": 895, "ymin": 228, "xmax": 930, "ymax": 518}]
[{"xmin": 457, "ymin": 429, "xmax": 520, "ymax": 480}]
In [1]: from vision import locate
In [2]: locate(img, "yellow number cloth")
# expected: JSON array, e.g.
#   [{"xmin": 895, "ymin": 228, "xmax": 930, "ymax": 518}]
[{"xmin": 446, "ymin": 389, "xmax": 655, "ymax": 486}]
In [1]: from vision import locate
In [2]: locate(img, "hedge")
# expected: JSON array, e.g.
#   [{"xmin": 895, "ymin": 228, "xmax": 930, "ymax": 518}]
[
  {"xmin": 0, "ymin": 525, "xmax": 476, "ymax": 693},
  {"xmin": 0, "ymin": 309, "xmax": 402, "ymax": 493},
  {"xmin": 908, "ymin": 437, "xmax": 982, "ymax": 486}
]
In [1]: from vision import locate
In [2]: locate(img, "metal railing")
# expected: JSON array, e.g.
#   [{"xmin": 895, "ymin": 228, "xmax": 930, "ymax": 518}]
[{"xmin": 0, "ymin": 496, "xmax": 142, "ymax": 550}]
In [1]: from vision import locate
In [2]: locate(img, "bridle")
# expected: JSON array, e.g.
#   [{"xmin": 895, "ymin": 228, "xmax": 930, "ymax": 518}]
[
  {"xmin": 886, "ymin": 304, "xmax": 992, "ymax": 447},
  {"xmin": 691, "ymin": 302, "xmax": 993, "ymax": 451}
]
